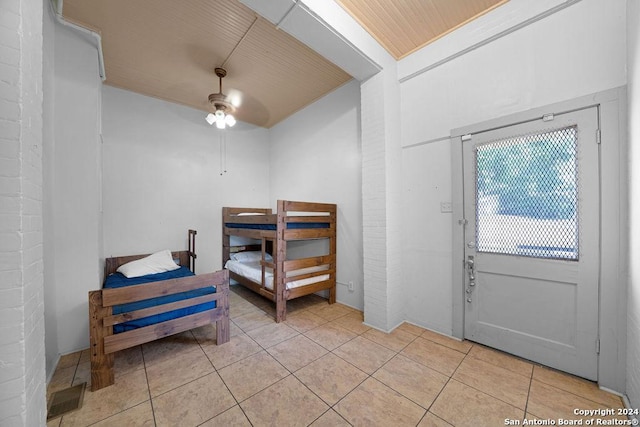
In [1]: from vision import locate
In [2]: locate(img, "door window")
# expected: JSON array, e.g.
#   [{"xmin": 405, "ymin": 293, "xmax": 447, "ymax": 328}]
[{"xmin": 475, "ymin": 126, "xmax": 579, "ymax": 260}]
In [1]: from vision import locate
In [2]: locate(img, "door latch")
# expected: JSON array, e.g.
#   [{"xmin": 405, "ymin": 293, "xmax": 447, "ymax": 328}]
[{"xmin": 466, "ymin": 255, "xmax": 476, "ymax": 301}]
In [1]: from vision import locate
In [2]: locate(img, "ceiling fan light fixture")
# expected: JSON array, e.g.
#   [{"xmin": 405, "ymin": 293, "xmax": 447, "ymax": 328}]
[{"xmin": 206, "ymin": 67, "xmax": 237, "ymax": 129}]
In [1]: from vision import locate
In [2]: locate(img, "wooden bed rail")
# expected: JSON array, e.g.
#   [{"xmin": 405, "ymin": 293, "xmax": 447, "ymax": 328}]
[
  {"xmin": 223, "ymin": 207, "xmax": 272, "ymax": 217},
  {"xmin": 101, "ymin": 271, "xmax": 222, "ymax": 306},
  {"xmin": 280, "ymin": 200, "xmax": 336, "ymax": 213}
]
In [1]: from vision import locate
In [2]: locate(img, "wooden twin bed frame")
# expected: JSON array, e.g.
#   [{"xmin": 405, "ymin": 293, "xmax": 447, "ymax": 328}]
[
  {"xmin": 88, "ymin": 230, "xmax": 230, "ymax": 391},
  {"xmin": 223, "ymin": 200, "xmax": 337, "ymax": 323}
]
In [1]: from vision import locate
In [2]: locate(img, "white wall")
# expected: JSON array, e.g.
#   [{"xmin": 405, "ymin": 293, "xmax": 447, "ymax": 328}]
[
  {"xmin": 627, "ymin": 0, "xmax": 640, "ymax": 413},
  {"xmin": 0, "ymin": 0, "xmax": 47, "ymax": 424},
  {"xmin": 400, "ymin": 0, "xmax": 627, "ymax": 147},
  {"xmin": 50, "ymin": 22, "xmax": 102, "ymax": 355},
  {"xmin": 399, "ymin": 0, "xmax": 627, "ymax": 335},
  {"xmin": 401, "ymin": 140, "xmax": 453, "ymax": 333},
  {"xmin": 268, "ymin": 80, "xmax": 364, "ymax": 310},
  {"xmin": 101, "ymin": 86, "xmax": 270, "ymax": 274},
  {"xmin": 42, "ymin": 0, "xmax": 58, "ymax": 380}
]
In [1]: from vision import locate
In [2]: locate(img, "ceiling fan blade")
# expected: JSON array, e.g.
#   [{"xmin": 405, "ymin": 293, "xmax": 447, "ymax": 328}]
[{"xmin": 226, "ymin": 88, "xmax": 243, "ymax": 108}]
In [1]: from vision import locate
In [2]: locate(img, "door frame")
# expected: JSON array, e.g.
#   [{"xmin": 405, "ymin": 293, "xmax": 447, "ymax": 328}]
[{"xmin": 450, "ymin": 87, "xmax": 627, "ymax": 392}]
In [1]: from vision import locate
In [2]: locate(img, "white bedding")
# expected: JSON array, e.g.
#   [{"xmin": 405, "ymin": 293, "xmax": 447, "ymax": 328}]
[{"xmin": 224, "ymin": 259, "xmax": 330, "ymax": 290}]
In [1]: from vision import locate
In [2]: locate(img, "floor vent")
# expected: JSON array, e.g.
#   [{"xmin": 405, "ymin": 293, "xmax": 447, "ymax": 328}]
[{"xmin": 47, "ymin": 382, "xmax": 86, "ymax": 421}]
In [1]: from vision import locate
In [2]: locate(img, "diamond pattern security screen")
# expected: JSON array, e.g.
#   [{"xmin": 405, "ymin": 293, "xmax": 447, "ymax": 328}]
[{"xmin": 475, "ymin": 126, "xmax": 579, "ymax": 260}]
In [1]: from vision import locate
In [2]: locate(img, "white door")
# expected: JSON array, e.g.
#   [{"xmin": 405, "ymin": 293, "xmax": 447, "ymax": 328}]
[{"xmin": 462, "ymin": 107, "xmax": 599, "ymax": 380}]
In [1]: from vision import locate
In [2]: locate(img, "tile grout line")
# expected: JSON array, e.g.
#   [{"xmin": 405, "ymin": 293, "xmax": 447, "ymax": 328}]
[
  {"xmin": 418, "ymin": 342, "xmax": 475, "ymax": 426},
  {"xmin": 453, "ymin": 344, "xmax": 534, "ymax": 413},
  {"xmin": 523, "ymin": 368, "xmax": 535, "ymax": 422},
  {"xmin": 53, "ymin": 353, "xmax": 84, "ymax": 426},
  {"xmin": 321, "ymin": 326, "xmax": 430, "ymax": 425},
  {"xmin": 192, "ymin": 327, "xmax": 252, "ymax": 427},
  {"xmin": 141, "ymin": 344, "xmax": 158, "ymax": 427},
  {"xmin": 290, "ymin": 308, "xmax": 390, "ymax": 424},
  {"xmin": 248, "ymin": 297, "xmax": 472, "ymax": 425}
]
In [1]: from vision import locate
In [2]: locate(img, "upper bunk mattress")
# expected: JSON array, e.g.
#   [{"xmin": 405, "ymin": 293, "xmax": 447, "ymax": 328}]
[{"xmin": 104, "ymin": 266, "xmax": 216, "ymax": 333}]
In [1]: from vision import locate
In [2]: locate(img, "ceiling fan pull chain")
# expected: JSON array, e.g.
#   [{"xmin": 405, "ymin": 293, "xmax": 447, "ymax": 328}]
[
  {"xmin": 223, "ymin": 132, "xmax": 227, "ymax": 174},
  {"xmin": 219, "ymin": 133, "xmax": 224, "ymax": 176},
  {"xmin": 219, "ymin": 132, "xmax": 228, "ymax": 176}
]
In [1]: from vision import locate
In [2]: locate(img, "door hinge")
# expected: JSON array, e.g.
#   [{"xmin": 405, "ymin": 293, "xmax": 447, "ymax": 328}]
[
  {"xmin": 596, "ymin": 338, "xmax": 600, "ymax": 354},
  {"xmin": 458, "ymin": 218, "xmax": 468, "ymax": 226},
  {"xmin": 542, "ymin": 113, "xmax": 554, "ymax": 122},
  {"xmin": 596, "ymin": 129, "xmax": 601, "ymax": 144}
]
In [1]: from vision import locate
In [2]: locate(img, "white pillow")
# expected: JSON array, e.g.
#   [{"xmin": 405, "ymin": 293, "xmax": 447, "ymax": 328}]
[
  {"xmin": 230, "ymin": 251, "xmax": 273, "ymax": 263},
  {"xmin": 117, "ymin": 249, "xmax": 180, "ymax": 278}
]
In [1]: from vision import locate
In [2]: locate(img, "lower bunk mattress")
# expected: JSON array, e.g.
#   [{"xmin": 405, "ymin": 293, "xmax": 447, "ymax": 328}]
[
  {"xmin": 224, "ymin": 260, "xmax": 330, "ymax": 291},
  {"xmin": 103, "ymin": 266, "xmax": 217, "ymax": 333}
]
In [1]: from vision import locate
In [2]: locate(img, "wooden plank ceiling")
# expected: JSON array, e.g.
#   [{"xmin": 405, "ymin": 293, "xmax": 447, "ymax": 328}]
[
  {"xmin": 62, "ymin": 0, "xmax": 352, "ymax": 128},
  {"xmin": 336, "ymin": 0, "xmax": 509, "ymax": 59},
  {"xmin": 62, "ymin": 0, "xmax": 508, "ymax": 128}
]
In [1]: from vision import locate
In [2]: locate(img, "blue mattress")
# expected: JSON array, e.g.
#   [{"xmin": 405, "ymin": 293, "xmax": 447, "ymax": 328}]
[
  {"xmin": 225, "ymin": 222, "xmax": 329, "ymax": 230},
  {"xmin": 104, "ymin": 266, "xmax": 216, "ymax": 333}
]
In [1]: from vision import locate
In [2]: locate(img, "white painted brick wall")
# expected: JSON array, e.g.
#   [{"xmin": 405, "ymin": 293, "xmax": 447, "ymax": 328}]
[
  {"xmin": 382, "ymin": 76, "xmax": 404, "ymax": 329},
  {"xmin": 0, "ymin": 0, "xmax": 46, "ymax": 425},
  {"xmin": 360, "ymin": 67, "xmax": 406, "ymax": 331},
  {"xmin": 361, "ymin": 73, "xmax": 389, "ymax": 329}
]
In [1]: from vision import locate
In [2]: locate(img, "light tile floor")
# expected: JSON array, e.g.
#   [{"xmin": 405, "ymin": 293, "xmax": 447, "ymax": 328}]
[{"xmin": 47, "ymin": 285, "xmax": 628, "ymax": 427}]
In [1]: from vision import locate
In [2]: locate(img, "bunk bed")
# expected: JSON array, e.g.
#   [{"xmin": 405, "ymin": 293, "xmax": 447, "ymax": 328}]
[
  {"xmin": 223, "ymin": 200, "xmax": 336, "ymax": 322},
  {"xmin": 88, "ymin": 230, "xmax": 230, "ymax": 391}
]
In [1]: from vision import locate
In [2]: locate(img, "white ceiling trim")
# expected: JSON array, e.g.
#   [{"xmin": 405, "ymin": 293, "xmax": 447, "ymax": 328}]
[
  {"xmin": 240, "ymin": 0, "xmax": 382, "ymax": 81},
  {"xmin": 398, "ymin": 0, "xmax": 584, "ymax": 82}
]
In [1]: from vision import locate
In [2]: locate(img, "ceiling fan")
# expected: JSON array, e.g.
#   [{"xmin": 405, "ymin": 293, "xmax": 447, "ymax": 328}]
[{"xmin": 205, "ymin": 67, "xmax": 237, "ymax": 129}]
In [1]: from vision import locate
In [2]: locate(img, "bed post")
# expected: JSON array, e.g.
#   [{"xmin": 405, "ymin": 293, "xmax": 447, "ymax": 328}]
[
  {"xmin": 275, "ymin": 200, "xmax": 287, "ymax": 322},
  {"xmin": 222, "ymin": 208, "xmax": 230, "ymax": 266},
  {"xmin": 216, "ymin": 270, "xmax": 231, "ymax": 344},
  {"xmin": 329, "ymin": 207, "xmax": 337, "ymax": 304},
  {"xmin": 188, "ymin": 229, "xmax": 197, "ymax": 273},
  {"xmin": 89, "ymin": 290, "xmax": 114, "ymax": 391}
]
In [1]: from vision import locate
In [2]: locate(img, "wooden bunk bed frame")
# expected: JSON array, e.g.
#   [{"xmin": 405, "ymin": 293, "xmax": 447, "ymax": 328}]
[
  {"xmin": 89, "ymin": 230, "xmax": 230, "ymax": 391},
  {"xmin": 223, "ymin": 200, "xmax": 337, "ymax": 323}
]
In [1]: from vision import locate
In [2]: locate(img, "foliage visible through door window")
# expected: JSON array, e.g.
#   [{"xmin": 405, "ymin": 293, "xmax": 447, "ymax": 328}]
[{"xmin": 475, "ymin": 126, "xmax": 578, "ymax": 260}]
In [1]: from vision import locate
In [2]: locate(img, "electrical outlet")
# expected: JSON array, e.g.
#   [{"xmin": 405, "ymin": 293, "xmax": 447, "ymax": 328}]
[
  {"xmin": 440, "ymin": 202, "xmax": 452, "ymax": 213},
  {"xmin": 348, "ymin": 281, "xmax": 354, "ymax": 292}
]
